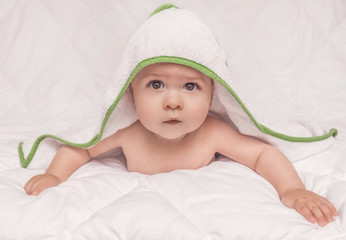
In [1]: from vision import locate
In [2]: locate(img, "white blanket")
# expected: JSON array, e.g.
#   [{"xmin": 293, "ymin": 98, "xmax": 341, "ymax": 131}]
[{"xmin": 1, "ymin": 0, "xmax": 346, "ymax": 239}]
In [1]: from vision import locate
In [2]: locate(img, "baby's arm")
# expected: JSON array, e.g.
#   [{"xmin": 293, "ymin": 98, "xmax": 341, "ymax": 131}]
[
  {"xmin": 24, "ymin": 131, "xmax": 123, "ymax": 195},
  {"xmin": 251, "ymin": 145, "xmax": 338, "ymax": 226},
  {"xmin": 210, "ymin": 117, "xmax": 338, "ymax": 226},
  {"xmin": 24, "ymin": 146, "xmax": 91, "ymax": 195}
]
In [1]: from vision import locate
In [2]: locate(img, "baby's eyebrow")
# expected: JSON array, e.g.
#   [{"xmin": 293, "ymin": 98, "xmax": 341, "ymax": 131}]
[
  {"xmin": 184, "ymin": 75, "xmax": 204, "ymax": 81},
  {"xmin": 185, "ymin": 75, "xmax": 212, "ymax": 85},
  {"xmin": 143, "ymin": 73, "xmax": 165, "ymax": 79}
]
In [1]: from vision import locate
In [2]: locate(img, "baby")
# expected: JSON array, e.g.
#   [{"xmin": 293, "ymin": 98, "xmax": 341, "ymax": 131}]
[{"xmin": 24, "ymin": 62, "xmax": 338, "ymax": 226}]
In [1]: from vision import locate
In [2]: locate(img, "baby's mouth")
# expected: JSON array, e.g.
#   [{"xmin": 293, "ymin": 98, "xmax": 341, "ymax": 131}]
[{"xmin": 164, "ymin": 119, "xmax": 182, "ymax": 125}]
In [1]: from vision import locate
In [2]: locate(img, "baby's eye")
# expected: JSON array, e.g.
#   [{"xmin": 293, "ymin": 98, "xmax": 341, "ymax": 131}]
[
  {"xmin": 184, "ymin": 82, "xmax": 198, "ymax": 91},
  {"xmin": 149, "ymin": 80, "xmax": 164, "ymax": 89}
]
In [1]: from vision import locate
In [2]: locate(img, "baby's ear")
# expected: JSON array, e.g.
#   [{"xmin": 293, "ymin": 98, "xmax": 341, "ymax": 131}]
[
  {"xmin": 128, "ymin": 84, "xmax": 135, "ymax": 106},
  {"xmin": 210, "ymin": 79, "xmax": 215, "ymax": 107}
]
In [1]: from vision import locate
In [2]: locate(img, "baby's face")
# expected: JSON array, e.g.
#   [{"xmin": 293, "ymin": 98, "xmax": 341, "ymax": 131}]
[{"xmin": 131, "ymin": 63, "xmax": 214, "ymax": 140}]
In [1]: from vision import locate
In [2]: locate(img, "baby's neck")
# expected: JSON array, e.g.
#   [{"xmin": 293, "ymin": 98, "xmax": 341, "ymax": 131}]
[
  {"xmin": 153, "ymin": 133, "xmax": 188, "ymax": 146},
  {"xmin": 139, "ymin": 122, "xmax": 189, "ymax": 148}
]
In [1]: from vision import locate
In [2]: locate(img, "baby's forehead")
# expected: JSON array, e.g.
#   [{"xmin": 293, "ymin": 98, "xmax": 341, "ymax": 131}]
[{"xmin": 135, "ymin": 63, "xmax": 211, "ymax": 81}]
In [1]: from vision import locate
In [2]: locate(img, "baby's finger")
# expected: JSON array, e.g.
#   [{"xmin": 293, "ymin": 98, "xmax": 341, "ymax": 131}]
[
  {"xmin": 24, "ymin": 179, "xmax": 35, "ymax": 194},
  {"xmin": 31, "ymin": 189, "xmax": 39, "ymax": 196},
  {"xmin": 321, "ymin": 198, "xmax": 339, "ymax": 217},
  {"xmin": 318, "ymin": 202, "xmax": 336, "ymax": 222},
  {"xmin": 31, "ymin": 189, "xmax": 43, "ymax": 196},
  {"xmin": 316, "ymin": 196, "xmax": 338, "ymax": 217},
  {"xmin": 28, "ymin": 178, "xmax": 44, "ymax": 195},
  {"xmin": 31, "ymin": 183, "xmax": 44, "ymax": 196},
  {"xmin": 296, "ymin": 204, "xmax": 317, "ymax": 224},
  {"xmin": 310, "ymin": 205, "xmax": 328, "ymax": 226}
]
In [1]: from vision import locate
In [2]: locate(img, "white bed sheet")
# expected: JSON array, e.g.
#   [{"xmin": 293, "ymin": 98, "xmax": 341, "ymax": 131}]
[{"xmin": 1, "ymin": 0, "xmax": 346, "ymax": 239}]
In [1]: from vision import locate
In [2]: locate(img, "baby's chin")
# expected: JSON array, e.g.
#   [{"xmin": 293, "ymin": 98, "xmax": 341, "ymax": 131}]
[{"xmin": 143, "ymin": 121, "xmax": 203, "ymax": 142}]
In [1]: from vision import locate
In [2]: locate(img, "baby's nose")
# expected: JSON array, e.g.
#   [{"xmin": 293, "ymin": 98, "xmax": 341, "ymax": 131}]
[{"xmin": 163, "ymin": 91, "xmax": 183, "ymax": 110}]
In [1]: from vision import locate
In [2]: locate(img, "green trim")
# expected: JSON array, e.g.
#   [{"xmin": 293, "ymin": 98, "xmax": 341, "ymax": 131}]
[
  {"xmin": 18, "ymin": 56, "xmax": 338, "ymax": 168},
  {"xmin": 149, "ymin": 3, "xmax": 179, "ymax": 17},
  {"xmin": 19, "ymin": 134, "xmax": 100, "ymax": 168}
]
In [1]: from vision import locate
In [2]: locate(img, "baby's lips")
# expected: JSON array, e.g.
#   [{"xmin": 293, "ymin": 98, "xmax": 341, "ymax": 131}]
[{"xmin": 164, "ymin": 119, "xmax": 182, "ymax": 125}]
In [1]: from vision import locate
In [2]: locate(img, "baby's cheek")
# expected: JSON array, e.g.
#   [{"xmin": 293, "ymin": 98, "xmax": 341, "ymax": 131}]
[
  {"xmin": 135, "ymin": 102, "xmax": 160, "ymax": 124},
  {"xmin": 188, "ymin": 105, "xmax": 209, "ymax": 124},
  {"xmin": 135, "ymin": 97, "xmax": 155, "ymax": 113}
]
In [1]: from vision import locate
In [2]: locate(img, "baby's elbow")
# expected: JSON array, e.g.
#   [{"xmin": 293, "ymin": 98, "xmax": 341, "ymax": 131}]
[{"xmin": 253, "ymin": 145, "xmax": 277, "ymax": 168}]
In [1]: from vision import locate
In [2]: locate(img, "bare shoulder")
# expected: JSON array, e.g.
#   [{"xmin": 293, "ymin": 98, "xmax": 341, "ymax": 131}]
[
  {"xmin": 206, "ymin": 115, "xmax": 269, "ymax": 168},
  {"xmin": 197, "ymin": 115, "xmax": 241, "ymax": 150},
  {"xmin": 107, "ymin": 120, "xmax": 142, "ymax": 143},
  {"xmin": 203, "ymin": 115, "xmax": 239, "ymax": 136},
  {"xmin": 206, "ymin": 115, "xmax": 265, "ymax": 147},
  {"xmin": 88, "ymin": 121, "xmax": 139, "ymax": 158}
]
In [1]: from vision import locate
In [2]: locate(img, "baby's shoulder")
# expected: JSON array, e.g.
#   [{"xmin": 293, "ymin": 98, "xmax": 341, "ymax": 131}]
[
  {"xmin": 204, "ymin": 115, "xmax": 230, "ymax": 129},
  {"xmin": 203, "ymin": 115, "xmax": 239, "ymax": 136},
  {"xmin": 115, "ymin": 120, "xmax": 141, "ymax": 138}
]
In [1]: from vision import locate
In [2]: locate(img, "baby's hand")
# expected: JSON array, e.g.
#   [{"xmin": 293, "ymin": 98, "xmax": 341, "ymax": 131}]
[
  {"xmin": 280, "ymin": 188, "xmax": 338, "ymax": 226},
  {"xmin": 24, "ymin": 174, "xmax": 62, "ymax": 196}
]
